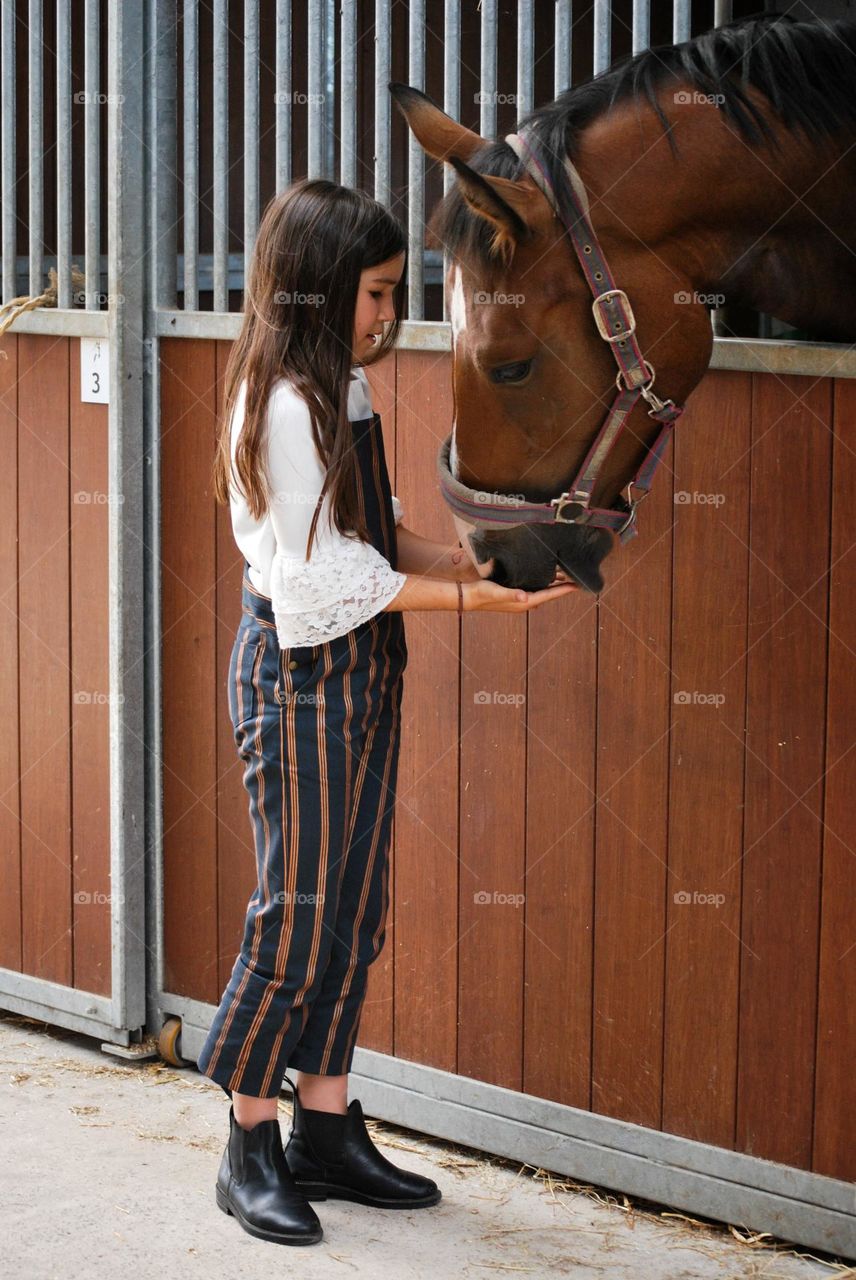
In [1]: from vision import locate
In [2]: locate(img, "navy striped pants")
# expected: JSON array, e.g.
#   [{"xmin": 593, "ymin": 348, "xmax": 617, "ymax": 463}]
[{"xmin": 197, "ymin": 571, "xmax": 407, "ymax": 1099}]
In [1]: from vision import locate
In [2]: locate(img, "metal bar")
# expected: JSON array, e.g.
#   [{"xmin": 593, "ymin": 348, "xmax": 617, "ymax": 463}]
[
  {"xmin": 674, "ymin": 0, "xmax": 692, "ymax": 44},
  {"xmin": 275, "ymin": 0, "xmax": 291, "ymax": 191},
  {"xmin": 307, "ymin": 0, "xmax": 323, "ymax": 177},
  {"xmin": 0, "ymin": 969, "xmax": 130, "ymax": 1044},
  {"xmin": 442, "ymin": 0, "xmax": 460, "ymax": 322},
  {"xmin": 212, "ymin": 0, "xmax": 228, "ymax": 312},
  {"xmin": 374, "ymin": 0, "xmax": 391, "ymax": 207},
  {"xmin": 554, "ymin": 0, "xmax": 572, "ymax": 95},
  {"xmin": 479, "ymin": 0, "xmax": 497, "ymax": 138},
  {"xmin": 594, "ymin": 0, "xmax": 611, "ymax": 75},
  {"xmin": 632, "ymin": 0, "xmax": 651, "ymax": 55},
  {"xmin": 715, "ymin": 0, "xmax": 733, "ymax": 25},
  {"xmin": 517, "ymin": 0, "xmax": 533, "ymax": 120},
  {"xmin": 182, "ymin": 0, "xmax": 198, "ymax": 310},
  {"xmin": 1, "ymin": 0, "xmax": 15, "ymax": 301},
  {"xmin": 407, "ymin": 0, "xmax": 425, "ymax": 320},
  {"xmin": 323, "ymin": 0, "xmax": 335, "ymax": 179},
  {"xmin": 56, "ymin": 0, "xmax": 72, "ymax": 309},
  {"xmin": 84, "ymin": 0, "xmax": 99, "ymax": 307},
  {"xmin": 340, "ymin": 0, "xmax": 357, "ymax": 187},
  {"xmin": 150, "ymin": 313, "xmax": 856, "ymax": 382},
  {"xmin": 151, "ymin": 0, "xmax": 177, "ymax": 310},
  {"xmin": 106, "ymin": 0, "xmax": 148, "ymax": 1036},
  {"xmin": 244, "ymin": 0, "xmax": 259, "ymax": 267},
  {"xmin": 28, "ymin": 0, "xmax": 44, "ymax": 297}
]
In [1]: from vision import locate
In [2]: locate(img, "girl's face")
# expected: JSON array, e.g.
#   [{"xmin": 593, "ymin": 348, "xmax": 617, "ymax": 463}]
[{"xmin": 352, "ymin": 252, "xmax": 406, "ymax": 362}]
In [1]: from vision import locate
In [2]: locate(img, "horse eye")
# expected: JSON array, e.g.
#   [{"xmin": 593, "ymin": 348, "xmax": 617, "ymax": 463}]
[{"xmin": 489, "ymin": 359, "xmax": 532, "ymax": 385}]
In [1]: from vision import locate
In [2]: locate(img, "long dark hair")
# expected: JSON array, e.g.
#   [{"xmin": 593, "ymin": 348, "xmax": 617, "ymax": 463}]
[{"xmin": 213, "ymin": 178, "xmax": 407, "ymax": 556}]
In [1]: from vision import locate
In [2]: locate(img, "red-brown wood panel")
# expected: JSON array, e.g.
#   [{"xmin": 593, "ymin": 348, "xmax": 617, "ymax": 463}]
[
  {"xmin": 0, "ymin": 334, "xmax": 21, "ymax": 972},
  {"xmin": 18, "ymin": 334, "xmax": 73, "ymax": 984},
  {"xmin": 813, "ymin": 378, "xmax": 856, "ymax": 1182},
  {"xmin": 69, "ymin": 340, "xmax": 112, "ymax": 994},
  {"xmin": 737, "ymin": 374, "xmax": 831, "ymax": 1169},
  {"xmin": 663, "ymin": 370, "xmax": 751, "ymax": 1146},
  {"xmin": 524, "ymin": 590, "xmax": 598, "ymax": 1107},
  {"xmin": 160, "ymin": 338, "xmax": 220, "ymax": 1000},
  {"xmin": 213, "ymin": 340, "xmax": 251, "ymax": 995},
  {"xmin": 592, "ymin": 422, "xmax": 674, "ymax": 1129},
  {"xmin": 384, "ymin": 349, "xmax": 460, "ymax": 1072},
  {"xmin": 459, "ymin": 618, "xmax": 527, "ymax": 1088}
]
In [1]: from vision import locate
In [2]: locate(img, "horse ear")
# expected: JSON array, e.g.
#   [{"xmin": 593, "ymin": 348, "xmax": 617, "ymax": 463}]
[
  {"xmin": 447, "ymin": 156, "xmax": 540, "ymax": 265},
  {"xmin": 389, "ymin": 82, "xmax": 485, "ymax": 162}
]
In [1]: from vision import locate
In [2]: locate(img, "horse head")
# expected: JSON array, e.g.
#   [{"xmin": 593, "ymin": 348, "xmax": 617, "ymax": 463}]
[{"xmin": 390, "ymin": 81, "xmax": 714, "ymax": 593}]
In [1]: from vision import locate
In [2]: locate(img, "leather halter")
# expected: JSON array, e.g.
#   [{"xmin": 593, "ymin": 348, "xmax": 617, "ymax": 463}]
[{"xmin": 436, "ymin": 125, "xmax": 684, "ymax": 545}]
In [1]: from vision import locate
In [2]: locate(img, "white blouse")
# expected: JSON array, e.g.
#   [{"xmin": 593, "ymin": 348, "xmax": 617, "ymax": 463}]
[{"xmin": 229, "ymin": 366, "xmax": 407, "ymax": 648}]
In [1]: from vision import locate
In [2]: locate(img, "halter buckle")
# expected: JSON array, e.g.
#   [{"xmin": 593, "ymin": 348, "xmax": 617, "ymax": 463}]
[
  {"xmin": 592, "ymin": 289, "xmax": 636, "ymax": 343},
  {"xmin": 551, "ymin": 492, "xmax": 590, "ymax": 523}
]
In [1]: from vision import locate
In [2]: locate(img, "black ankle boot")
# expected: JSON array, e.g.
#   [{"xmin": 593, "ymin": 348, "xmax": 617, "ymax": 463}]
[
  {"xmin": 283, "ymin": 1076, "xmax": 441, "ymax": 1210},
  {"xmin": 215, "ymin": 1104, "xmax": 323, "ymax": 1245}
]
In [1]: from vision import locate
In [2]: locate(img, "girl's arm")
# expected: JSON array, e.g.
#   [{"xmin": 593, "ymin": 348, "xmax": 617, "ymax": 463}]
[
  {"xmin": 395, "ymin": 525, "xmax": 481, "ymax": 582},
  {"xmin": 382, "ymin": 574, "xmax": 579, "ymax": 614}
]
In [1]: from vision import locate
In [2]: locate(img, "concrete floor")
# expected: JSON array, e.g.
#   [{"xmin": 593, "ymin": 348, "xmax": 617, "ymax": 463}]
[{"xmin": 1, "ymin": 1013, "xmax": 850, "ymax": 1280}]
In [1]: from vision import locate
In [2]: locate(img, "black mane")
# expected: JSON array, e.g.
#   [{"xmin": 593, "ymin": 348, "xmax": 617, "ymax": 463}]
[{"xmin": 430, "ymin": 15, "xmax": 856, "ymax": 269}]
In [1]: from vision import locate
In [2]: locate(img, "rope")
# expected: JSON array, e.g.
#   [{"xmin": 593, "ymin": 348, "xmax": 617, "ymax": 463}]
[{"xmin": 0, "ymin": 265, "xmax": 88, "ymax": 354}]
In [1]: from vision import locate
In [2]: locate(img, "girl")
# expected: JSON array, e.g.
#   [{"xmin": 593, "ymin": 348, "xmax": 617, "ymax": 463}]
[{"xmin": 198, "ymin": 177, "xmax": 577, "ymax": 1247}]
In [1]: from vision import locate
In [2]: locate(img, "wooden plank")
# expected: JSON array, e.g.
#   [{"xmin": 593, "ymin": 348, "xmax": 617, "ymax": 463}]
[
  {"xmin": 381, "ymin": 349, "xmax": 460, "ymax": 1072},
  {"xmin": 812, "ymin": 378, "xmax": 856, "ymax": 1181},
  {"xmin": 592, "ymin": 417, "xmax": 674, "ymax": 1129},
  {"xmin": 213, "ymin": 340, "xmax": 249, "ymax": 994},
  {"xmin": 524, "ymin": 585, "xmax": 598, "ymax": 1107},
  {"xmin": 18, "ymin": 335, "xmax": 72, "ymax": 983},
  {"xmin": 737, "ymin": 374, "xmax": 831, "ymax": 1169},
  {"xmin": 69, "ymin": 340, "xmax": 112, "ymax": 995},
  {"xmin": 160, "ymin": 338, "xmax": 219, "ymax": 1001},
  {"xmin": 0, "ymin": 334, "xmax": 21, "ymax": 971},
  {"xmin": 663, "ymin": 369, "xmax": 751, "ymax": 1146}
]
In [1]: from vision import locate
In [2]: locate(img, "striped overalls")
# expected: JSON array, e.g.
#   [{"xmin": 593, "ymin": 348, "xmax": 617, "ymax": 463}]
[{"xmin": 197, "ymin": 407, "xmax": 408, "ymax": 1100}]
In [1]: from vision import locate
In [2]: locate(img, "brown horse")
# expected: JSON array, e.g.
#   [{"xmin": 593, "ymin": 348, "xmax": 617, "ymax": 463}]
[{"xmin": 391, "ymin": 15, "xmax": 856, "ymax": 592}]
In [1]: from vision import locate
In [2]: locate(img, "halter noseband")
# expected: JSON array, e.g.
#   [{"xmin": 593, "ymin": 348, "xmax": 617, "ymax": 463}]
[{"xmin": 437, "ymin": 126, "xmax": 684, "ymax": 545}]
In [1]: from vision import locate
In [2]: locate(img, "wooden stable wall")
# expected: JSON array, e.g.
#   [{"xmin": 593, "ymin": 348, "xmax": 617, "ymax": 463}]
[
  {"xmin": 0, "ymin": 333, "xmax": 112, "ymax": 994},
  {"xmin": 160, "ymin": 338, "xmax": 855, "ymax": 1184}
]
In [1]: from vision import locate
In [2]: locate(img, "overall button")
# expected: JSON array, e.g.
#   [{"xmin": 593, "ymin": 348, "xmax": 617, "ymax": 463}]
[{"xmin": 287, "ymin": 658, "xmax": 300, "ymax": 670}]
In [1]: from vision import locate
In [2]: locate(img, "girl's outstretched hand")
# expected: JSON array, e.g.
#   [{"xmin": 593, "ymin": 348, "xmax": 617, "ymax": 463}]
[{"xmin": 463, "ymin": 578, "xmax": 579, "ymax": 613}]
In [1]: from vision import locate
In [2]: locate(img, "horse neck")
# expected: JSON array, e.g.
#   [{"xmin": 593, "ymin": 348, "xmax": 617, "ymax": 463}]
[{"xmin": 577, "ymin": 99, "xmax": 856, "ymax": 340}]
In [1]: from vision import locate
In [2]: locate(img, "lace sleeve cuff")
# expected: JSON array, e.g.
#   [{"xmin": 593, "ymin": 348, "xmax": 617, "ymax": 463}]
[
  {"xmin": 391, "ymin": 494, "xmax": 404, "ymax": 526},
  {"xmin": 270, "ymin": 536, "xmax": 407, "ymax": 647}
]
